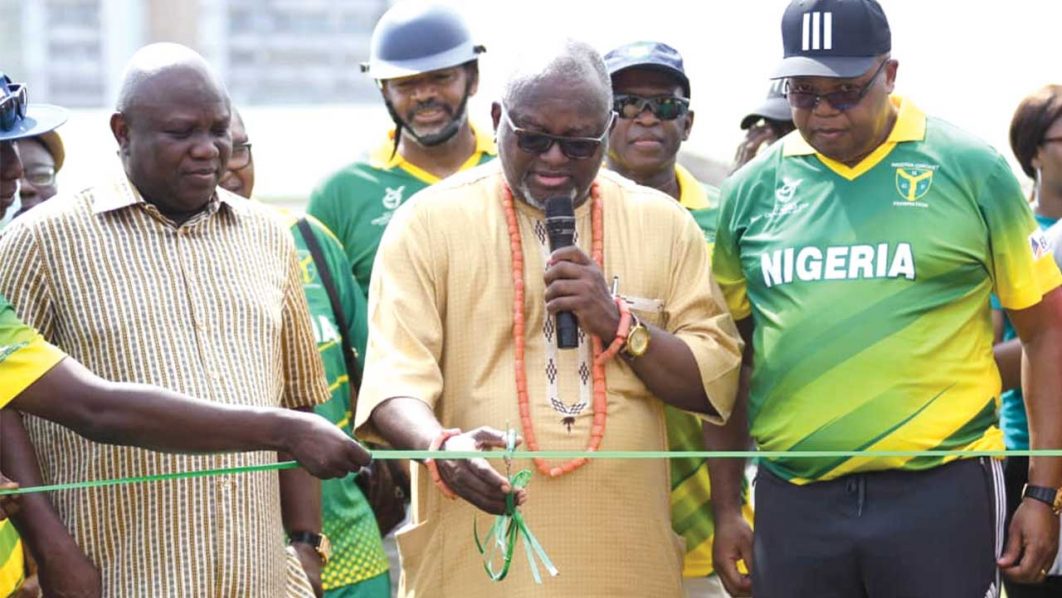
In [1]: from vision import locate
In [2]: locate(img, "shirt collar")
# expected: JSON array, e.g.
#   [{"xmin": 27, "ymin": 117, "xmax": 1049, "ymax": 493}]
[
  {"xmin": 92, "ymin": 170, "xmax": 236, "ymax": 220},
  {"xmin": 782, "ymin": 95, "xmax": 926, "ymax": 157},
  {"xmin": 675, "ymin": 163, "xmax": 711, "ymax": 211},
  {"xmin": 367, "ymin": 123, "xmax": 497, "ymax": 184}
]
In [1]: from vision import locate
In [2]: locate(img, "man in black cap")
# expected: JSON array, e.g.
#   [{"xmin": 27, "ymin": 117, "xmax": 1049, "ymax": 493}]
[
  {"xmin": 732, "ymin": 80, "xmax": 794, "ymax": 171},
  {"xmin": 604, "ymin": 40, "xmax": 750, "ymax": 598},
  {"xmin": 708, "ymin": 0, "xmax": 1062, "ymax": 596}
]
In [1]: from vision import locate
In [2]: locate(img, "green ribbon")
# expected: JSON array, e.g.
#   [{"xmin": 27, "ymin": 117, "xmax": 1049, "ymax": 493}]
[
  {"xmin": 473, "ymin": 469, "xmax": 558, "ymax": 583},
  {"xmin": 470, "ymin": 428, "xmax": 558, "ymax": 583},
  {"xmin": 4, "ymin": 448, "xmax": 1062, "ymax": 496}
]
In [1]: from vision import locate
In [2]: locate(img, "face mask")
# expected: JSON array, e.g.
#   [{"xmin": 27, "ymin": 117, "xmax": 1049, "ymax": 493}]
[{"xmin": 0, "ymin": 182, "xmax": 21, "ymax": 230}]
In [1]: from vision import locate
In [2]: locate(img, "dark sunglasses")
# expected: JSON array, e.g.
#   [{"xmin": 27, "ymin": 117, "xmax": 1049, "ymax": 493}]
[
  {"xmin": 613, "ymin": 94, "xmax": 690, "ymax": 120},
  {"xmin": 784, "ymin": 60, "xmax": 888, "ymax": 112},
  {"xmin": 503, "ymin": 110, "xmax": 613, "ymax": 160},
  {"xmin": 0, "ymin": 83, "xmax": 28, "ymax": 132}
]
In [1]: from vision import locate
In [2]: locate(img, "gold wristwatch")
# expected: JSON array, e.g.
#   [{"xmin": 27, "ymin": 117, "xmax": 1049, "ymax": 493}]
[
  {"xmin": 623, "ymin": 314, "xmax": 651, "ymax": 358},
  {"xmin": 290, "ymin": 531, "xmax": 332, "ymax": 565}
]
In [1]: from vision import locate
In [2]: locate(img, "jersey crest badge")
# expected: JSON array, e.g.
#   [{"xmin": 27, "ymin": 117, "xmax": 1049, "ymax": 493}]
[
  {"xmin": 775, "ymin": 177, "xmax": 802, "ymax": 203},
  {"xmin": 382, "ymin": 186, "xmax": 405, "ymax": 210},
  {"xmin": 895, "ymin": 167, "xmax": 934, "ymax": 202}
]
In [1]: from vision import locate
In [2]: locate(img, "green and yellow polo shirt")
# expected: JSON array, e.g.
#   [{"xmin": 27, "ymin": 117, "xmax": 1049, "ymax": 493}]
[
  {"xmin": 307, "ymin": 126, "xmax": 496, "ymax": 294},
  {"xmin": 713, "ymin": 97, "xmax": 1062, "ymax": 484},
  {"xmin": 1, "ymin": 294, "xmax": 66, "ymax": 595},
  {"xmin": 1, "ymin": 294, "xmax": 65, "ymax": 408},
  {"xmin": 668, "ymin": 164, "xmax": 753, "ymax": 578},
  {"xmin": 676, "ymin": 163, "xmax": 721, "ymax": 256},
  {"xmin": 278, "ymin": 211, "xmax": 390, "ymax": 591}
]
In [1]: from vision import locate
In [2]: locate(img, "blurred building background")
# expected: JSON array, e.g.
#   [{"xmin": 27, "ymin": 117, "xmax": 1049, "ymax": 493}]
[
  {"xmin": 3, "ymin": 0, "xmax": 1060, "ymax": 204},
  {"xmin": 3, "ymin": 0, "xmax": 388, "ymax": 108}
]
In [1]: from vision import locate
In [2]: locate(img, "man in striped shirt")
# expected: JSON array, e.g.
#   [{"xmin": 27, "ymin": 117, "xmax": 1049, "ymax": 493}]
[{"xmin": 0, "ymin": 44, "xmax": 332, "ymax": 597}]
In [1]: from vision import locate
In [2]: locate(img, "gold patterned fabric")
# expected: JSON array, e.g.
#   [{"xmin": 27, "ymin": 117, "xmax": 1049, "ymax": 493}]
[
  {"xmin": 356, "ymin": 163, "xmax": 742, "ymax": 597},
  {"xmin": 0, "ymin": 171, "xmax": 328, "ymax": 597}
]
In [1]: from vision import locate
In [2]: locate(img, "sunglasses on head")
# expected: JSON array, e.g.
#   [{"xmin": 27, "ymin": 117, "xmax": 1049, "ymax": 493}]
[
  {"xmin": 0, "ymin": 83, "xmax": 28, "ymax": 132},
  {"xmin": 613, "ymin": 94, "xmax": 690, "ymax": 121},
  {"xmin": 503, "ymin": 109, "xmax": 613, "ymax": 160},
  {"xmin": 784, "ymin": 59, "xmax": 888, "ymax": 112}
]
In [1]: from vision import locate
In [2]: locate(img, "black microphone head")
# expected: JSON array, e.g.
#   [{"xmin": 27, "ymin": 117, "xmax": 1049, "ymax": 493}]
[{"xmin": 545, "ymin": 196, "xmax": 574, "ymax": 219}]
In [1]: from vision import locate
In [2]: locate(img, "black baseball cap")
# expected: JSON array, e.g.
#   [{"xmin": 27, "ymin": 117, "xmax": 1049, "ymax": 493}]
[
  {"xmin": 772, "ymin": 0, "xmax": 891, "ymax": 79},
  {"xmin": 740, "ymin": 80, "xmax": 792, "ymax": 129},
  {"xmin": 604, "ymin": 41, "xmax": 691, "ymax": 98}
]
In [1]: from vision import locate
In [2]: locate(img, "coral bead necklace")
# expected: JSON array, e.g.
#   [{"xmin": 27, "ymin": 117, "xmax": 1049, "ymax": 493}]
[{"xmin": 501, "ymin": 183, "xmax": 609, "ymax": 478}]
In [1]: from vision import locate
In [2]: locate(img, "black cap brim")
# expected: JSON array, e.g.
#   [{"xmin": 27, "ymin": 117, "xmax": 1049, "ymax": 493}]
[
  {"xmin": 740, "ymin": 96, "xmax": 793, "ymax": 129},
  {"xmin": 0, "ymin": 104, "xmax": 68, "ymax": 142},
  {"xmin": 771, "ymin": 55, "xmax": 877, "ymax": 79}
]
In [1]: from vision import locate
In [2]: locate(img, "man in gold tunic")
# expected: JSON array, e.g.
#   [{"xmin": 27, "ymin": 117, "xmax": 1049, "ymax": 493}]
[{"xmin": 355, "ymin": 40, "xmax": 742, "ymax": 597}]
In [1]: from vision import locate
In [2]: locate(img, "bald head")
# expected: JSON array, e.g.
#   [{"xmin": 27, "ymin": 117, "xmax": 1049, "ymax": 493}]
[
  {"xmin": 116, "ymin": 43, "xmax": 229, "ymax": 116},
  {"xmin": 502, "ymin": 38, "xmax": 612, "ymax": 116},
  {"xmin": 110, "ymin": 43, "xmax": 233, "ymax": 223}
]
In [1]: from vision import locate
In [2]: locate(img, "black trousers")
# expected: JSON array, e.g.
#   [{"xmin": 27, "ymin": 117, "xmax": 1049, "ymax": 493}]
[
  {"xmin": 1003, "ymin": 456, "xmax": 1062, "ymax": 597},
  {"xmin": 752, "ymin": 458, "xmax": 1004, "ymax": 598}
]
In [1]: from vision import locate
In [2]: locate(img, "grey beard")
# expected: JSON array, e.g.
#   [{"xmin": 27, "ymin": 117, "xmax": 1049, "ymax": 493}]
[
  {"xmin": 517, "ymin": 182, "xmax": 578, "ymax": 211},
  {"xmin": 518, "ymin": 181, "xmax": 547, "ymax": 210}
]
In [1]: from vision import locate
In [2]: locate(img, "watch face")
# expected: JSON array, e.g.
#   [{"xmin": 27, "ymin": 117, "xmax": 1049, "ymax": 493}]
[
  {"xmin": 319, "ymin": 534, "xmax": 333, "ymax": 559},
  {"xmin": 628, "ymin": 327, "xmax": 650, "ymax": 356}
]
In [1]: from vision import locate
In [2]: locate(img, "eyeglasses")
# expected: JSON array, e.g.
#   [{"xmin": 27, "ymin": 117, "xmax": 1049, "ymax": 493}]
[
  {"xmin": 23, "ymin": 166, "xmax": 55, "ymax": 187},
  {"xmin": 503, "ymin": 110, "xmax": 613, "ymax": 160},
  {"xmin": 1043, "ymin": 137, "xmax": 1062, "ymax": 145},
  {"xmin": 0, "ymin": 83, "xmax": 28, "ymax": 132},
  {"xmin": 613, "ymin": 94, "xmax": 690, "ymax": 121},
  {"xmin": 784, "ymin": 60, "xmax": 888, "ymax": 112},
  {"xmin": 228, "ymin": 142, "xmax": 253, "ymax": 171}
]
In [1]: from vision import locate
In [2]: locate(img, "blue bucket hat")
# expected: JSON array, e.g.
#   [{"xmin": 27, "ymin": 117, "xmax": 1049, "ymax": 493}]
[{"xmin": 0, "ymin": 73, "xmax": 68, "ymax": 142}]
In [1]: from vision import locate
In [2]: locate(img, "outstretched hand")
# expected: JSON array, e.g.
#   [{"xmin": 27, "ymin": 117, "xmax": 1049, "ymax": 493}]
[
  {"xmin": 283, "ymin": 411, "xmax": 372, "ymax": 479},
  {"xmin": 436, "ymin": 426, "xmax": 528, "ymax": 515},
  {"xmin": 0, "ymin": 475, "xmax": 19, "ymax": 520}
]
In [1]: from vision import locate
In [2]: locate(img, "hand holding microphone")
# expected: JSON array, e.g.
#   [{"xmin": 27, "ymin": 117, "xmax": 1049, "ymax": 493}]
[{"xmin": 543, "ymin": 196, "xmax": 622, "ymax": 347}]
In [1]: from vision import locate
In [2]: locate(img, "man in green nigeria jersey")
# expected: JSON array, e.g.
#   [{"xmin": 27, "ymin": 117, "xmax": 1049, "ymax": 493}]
[
  {"xmin": 708, "ymin": 1, "xmax": 1062, "ymax": 596},
  {"xmin": 307, "ymin": 2, "xmax": 495, "ymax": 295},
  {"xmin": 603, "ymin": 40, "xmax": 750, "ymax": 598}
]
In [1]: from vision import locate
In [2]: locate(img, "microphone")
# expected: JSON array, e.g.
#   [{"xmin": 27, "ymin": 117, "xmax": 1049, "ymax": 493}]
[{"xmin": 545, "ymin": 196, "xmax": 579, "ymax": 349}]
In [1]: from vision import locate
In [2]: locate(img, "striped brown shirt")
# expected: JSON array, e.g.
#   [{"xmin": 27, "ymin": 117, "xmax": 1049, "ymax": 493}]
[{"xmin": 0, "ymin": 172, "xmax": 328, "ymax": 597}]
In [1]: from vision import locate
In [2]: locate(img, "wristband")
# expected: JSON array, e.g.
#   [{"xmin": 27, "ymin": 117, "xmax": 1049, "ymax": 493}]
[
  {"xmin": 424, "ymin": 428, "xmax": 462, "ymax": 500},
  {"xmin": 595, "ymin": 297, "xmax": 632, "ymax": 366}
]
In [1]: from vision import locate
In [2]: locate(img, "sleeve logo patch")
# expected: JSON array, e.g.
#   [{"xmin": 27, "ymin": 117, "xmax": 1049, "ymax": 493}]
[{"xmin": 1030, "ymin": 230, "xmax": 1050, "ymax": 260}]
